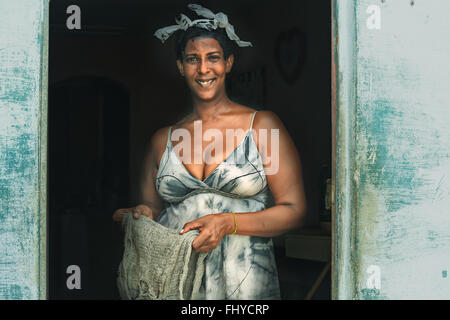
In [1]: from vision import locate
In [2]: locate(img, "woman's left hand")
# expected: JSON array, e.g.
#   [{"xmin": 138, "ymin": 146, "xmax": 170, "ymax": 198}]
[{"xmin": 180, "ymin": 213, "xmax": 234, "ymax": 253}]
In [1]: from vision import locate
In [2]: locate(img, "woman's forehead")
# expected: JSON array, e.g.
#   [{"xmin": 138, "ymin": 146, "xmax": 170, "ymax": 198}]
[{"xmin": 184, "ymin": 37, "xmax": 223, "ymax": 54}]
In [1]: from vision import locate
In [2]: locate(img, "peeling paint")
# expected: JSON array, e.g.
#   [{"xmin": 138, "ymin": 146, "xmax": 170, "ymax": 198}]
[
  {"xmin": 0, "ymin": 0, "xmax": 48, "ymax": 299},
  {"xmin": 334, "ymin": 0, "xmax": 450, "ymax": 299}
]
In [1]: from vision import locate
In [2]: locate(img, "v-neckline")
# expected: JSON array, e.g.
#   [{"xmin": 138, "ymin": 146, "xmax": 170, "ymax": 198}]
[{"xmin": 169, "ymin": 129, "xmax": 253, "ymax": 184}]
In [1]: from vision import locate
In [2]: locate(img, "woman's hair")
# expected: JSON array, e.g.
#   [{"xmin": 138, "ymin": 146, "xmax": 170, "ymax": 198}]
[{"xmin": 175, "ymin": 26, "xmax": 238, "ymax": 61}]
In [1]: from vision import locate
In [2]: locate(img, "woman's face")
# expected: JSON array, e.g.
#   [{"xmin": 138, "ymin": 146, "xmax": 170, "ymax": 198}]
[{"xmin": 177, "ymin": 37, "xmax": 234, "ymax": 102}]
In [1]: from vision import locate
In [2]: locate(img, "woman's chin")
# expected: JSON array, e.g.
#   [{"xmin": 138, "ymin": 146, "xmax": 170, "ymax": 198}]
[{"xmin": 194, "ymin": 92, "xmax": 219, "ymax": 102}]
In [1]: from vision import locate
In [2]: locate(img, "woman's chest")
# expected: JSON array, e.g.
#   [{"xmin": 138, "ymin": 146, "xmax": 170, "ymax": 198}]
[{"xmin": 169, "ymin": 126, "xmax": 252, "ymax": 182}]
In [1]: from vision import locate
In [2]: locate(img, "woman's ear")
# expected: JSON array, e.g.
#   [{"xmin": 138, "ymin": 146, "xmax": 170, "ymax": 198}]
[
  {"xmin": 176, "ymin": 59, "xmax": 184, "ymax": 77},
  {"xmin": 225, "ymin": 54, "xmax": 234, "ymax": 73}
]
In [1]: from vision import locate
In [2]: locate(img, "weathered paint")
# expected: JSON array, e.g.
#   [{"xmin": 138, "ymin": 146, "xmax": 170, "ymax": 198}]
[
  {"xmin": 332, "ymin": 0, "xmax": 359, "ymax": 300},
  {"xmin": 0, "ymin": 0, "xmax": 48, "ymax": 299},
  {"xmin": 333, "ymin": 0, "xmax": 450, "ymax": 299}
]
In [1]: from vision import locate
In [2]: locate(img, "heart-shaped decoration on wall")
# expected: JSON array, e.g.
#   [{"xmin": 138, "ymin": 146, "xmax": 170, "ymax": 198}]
[{"xmin": 275, "ymin": 27, "xmax": 307, "ymax": 85}]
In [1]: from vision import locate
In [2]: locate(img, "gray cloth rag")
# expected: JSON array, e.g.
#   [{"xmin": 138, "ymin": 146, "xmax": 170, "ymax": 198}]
[{"xmin": 117, "ymin": 213, "xmax": 207, "ymax": 300}]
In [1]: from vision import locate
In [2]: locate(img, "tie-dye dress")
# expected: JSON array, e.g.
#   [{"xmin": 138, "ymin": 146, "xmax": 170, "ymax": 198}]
[{"xmin": 155, "ymin": 112, "xmax": 281, "ymax": 300}]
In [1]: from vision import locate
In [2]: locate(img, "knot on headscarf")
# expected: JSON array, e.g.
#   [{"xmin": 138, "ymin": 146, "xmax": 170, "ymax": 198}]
[{"xmin": 154, "ymin": 4, "xmax": 252, "ymax": 47}]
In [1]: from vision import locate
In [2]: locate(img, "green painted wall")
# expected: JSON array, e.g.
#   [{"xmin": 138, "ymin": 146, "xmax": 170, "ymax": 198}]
[
  {"xmin": 0, "ymin": 0, "xmax": 48, "ymax": 299},
  {"xmin": 334, "ymin": 0, "xmax": 450, "ymax": 299}
]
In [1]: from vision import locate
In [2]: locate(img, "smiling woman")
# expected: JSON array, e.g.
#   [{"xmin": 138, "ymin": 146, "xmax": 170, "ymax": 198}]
[
  {"xmin": 176, "ymin": 36, "xmax": 233, "ymax": 102},
  {"xmin": 113, "ymin": 3, "xmax": 307, "ymax": 300},
  {"xmin": 173, "ymin": 24, "xmax": 237, "ymax": 104}
]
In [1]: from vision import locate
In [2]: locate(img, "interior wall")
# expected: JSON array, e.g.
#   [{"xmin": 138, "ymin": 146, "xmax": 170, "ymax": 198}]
[{"xmin": 49, "ymin": 0, "xmax": 331, "ymax": 228}]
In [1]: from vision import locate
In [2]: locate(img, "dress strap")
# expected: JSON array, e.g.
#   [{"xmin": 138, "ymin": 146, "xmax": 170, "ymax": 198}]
[
  {"xmin": 249, "ymin": 111, "xmax": 258, "ymax": 130},
  {"xmin": 167, "ymin": 126, "xmax": 173, "ymax": 147}
]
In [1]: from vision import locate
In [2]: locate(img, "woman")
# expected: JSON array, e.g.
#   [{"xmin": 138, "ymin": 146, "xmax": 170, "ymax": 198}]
[{"xmin": 113, "ymin": 4, "xmax": 306, "ymax": 300}]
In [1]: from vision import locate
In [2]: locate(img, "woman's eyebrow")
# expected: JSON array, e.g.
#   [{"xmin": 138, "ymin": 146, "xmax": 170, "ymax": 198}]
[{"xmin": 184, "ymin": 51, "xmax": 222, "ymax": 57}]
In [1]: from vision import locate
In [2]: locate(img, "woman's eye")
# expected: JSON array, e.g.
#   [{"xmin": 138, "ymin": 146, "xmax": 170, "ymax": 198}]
[
  {"xmin": 185, "ymin": 56, "xmax": 220, "ymax": 64},
  {"xmin": 186, "ymin": 57, "xmax": 198, "ymax": 63}
]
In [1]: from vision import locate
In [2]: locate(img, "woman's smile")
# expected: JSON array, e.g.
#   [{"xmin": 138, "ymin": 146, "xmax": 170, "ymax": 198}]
[{"xmin": 196, "ymin": 78, "xmax": 217, "ymax": 88}]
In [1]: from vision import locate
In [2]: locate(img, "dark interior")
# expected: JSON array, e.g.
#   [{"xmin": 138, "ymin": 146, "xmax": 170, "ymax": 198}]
[{"xmin": 48, "ymin": 0, "xmax": 331, "ymax": 299}]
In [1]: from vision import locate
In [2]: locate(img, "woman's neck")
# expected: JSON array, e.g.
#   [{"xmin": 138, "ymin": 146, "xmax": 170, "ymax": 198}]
[{"xmin": 191, "ymin": 95, "xmax": 234, "ymax": 121}]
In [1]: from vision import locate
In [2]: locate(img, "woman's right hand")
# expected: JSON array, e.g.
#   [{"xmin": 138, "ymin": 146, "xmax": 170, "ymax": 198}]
[{"xmin": 112, "ymin": 204, "xmax": 154, "ymax": 222}]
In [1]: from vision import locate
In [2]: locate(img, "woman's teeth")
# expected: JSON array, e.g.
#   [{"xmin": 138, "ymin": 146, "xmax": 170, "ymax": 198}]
[{"xmin": 196, "ymin": 79, "xmax": 215, "ymax": 87}]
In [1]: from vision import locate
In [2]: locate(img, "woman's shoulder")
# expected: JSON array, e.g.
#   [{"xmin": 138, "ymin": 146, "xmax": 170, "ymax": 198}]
[
  {"xmin": 149, "ymin": 126, "xmax": 171, "ymax": 153},
  {"xmin": 252, "ymin": 109, "xmax": 284, "ymax": 130},
  {"xmin": 231, "ymin": 103, "xmax": 256, "ymax": 113},
  {"xmin": 148, "ymin": 115, "xmax": 193, "ymax": 150},
  {"xmin": 231, "ymin": 103, "xmax": 277, "ymax": 116},
  {"xmin": 230, "ymin": 103, "xmax": 284, "ymax": 129}
]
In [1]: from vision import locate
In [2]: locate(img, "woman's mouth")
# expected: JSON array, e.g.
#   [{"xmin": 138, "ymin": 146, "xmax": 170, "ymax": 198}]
[{"xmin": 196, "ymin": 78, "xmax": 216, "ymax": 88}]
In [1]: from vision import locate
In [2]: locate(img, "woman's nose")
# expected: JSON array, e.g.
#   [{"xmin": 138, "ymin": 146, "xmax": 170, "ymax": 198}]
[{"xmin": 197, "ymin": 59, "xmax": 209, "ymax": 74}]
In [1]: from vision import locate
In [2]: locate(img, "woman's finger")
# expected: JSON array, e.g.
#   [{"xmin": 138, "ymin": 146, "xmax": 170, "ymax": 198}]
[
  {"xmin": 139, "ymin": 210, "xmax": 153, "ymax": 219},
  {"xmin": 132, "ymin": 209, "xmax": 141, "ymax": 219},
  {"xmin": 133, "ymin": 205, "xmax": 153, "ymax": 220},
  {"xmin": 192, "ymin": 231, "xmax": 210, "ymax": 252},
  {"xmin": 132, "ymin": 206, "xmax": 146, "ymax": 219},
  {"xmin": 180, "ymin": 222, "xmax": 202, "ymax": 234},
  {"xmin": 193, "ymin": 246, "xmax": 209, "ymax": 253},
  {"xmin": 112, "ymin": 208, "xmax": 132, "ymax": 221},
  {"xmin": 194, "ymin": 240, "xmax": 217, "ymax": 253}
]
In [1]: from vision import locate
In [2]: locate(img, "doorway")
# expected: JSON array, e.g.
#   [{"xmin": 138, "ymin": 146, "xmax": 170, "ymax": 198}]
[
  {"xmin": 48, "ymin": 77, "xmax": 129, "ymax": 299},
  {"xmin": 48, "ymin": 0, "xmax": 331, "ymax": 299}
]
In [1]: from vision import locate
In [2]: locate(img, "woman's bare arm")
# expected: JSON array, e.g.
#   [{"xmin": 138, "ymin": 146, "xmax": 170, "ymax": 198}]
[
  {"xmin": 138, "ymin": 127, "xmax": 168, "ymax": 220},
  {"xmin": 228, "ymin": 110, "xmax": 307, "ymax": 236}
]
